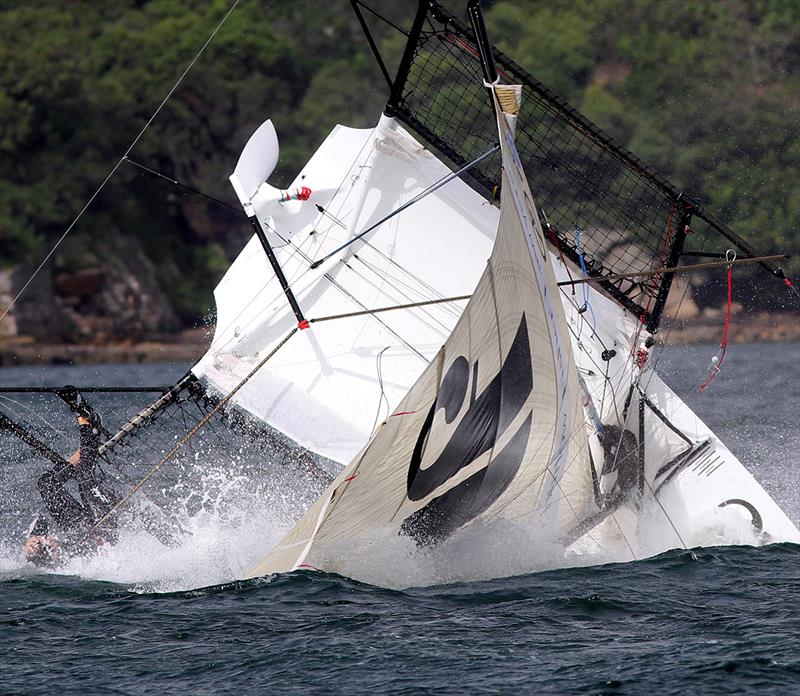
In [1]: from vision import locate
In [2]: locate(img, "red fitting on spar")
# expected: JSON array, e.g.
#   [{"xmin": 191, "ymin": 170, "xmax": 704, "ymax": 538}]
[
  {"xmin": 280, "ymin": 186, "xmax": 312, "ymax": 203},
  {"xmin": 699, "ymin": 250, "xmax": 736, "ymax": 393}
]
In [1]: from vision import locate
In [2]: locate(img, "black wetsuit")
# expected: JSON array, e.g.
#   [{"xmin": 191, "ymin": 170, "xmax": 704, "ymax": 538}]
[{"xmin": 36, "ymin": 421, "xmax": 120, "ymax": 546}]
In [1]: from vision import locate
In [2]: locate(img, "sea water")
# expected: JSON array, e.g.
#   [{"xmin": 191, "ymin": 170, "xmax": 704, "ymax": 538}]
[{"xmin": 0, "ymin": 343, "xmax": 797, "ymax": 694}]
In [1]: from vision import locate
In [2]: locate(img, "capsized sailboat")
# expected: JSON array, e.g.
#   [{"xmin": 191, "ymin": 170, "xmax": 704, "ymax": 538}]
[
  {"xmin": 191, "ymin": 1, "xmax": 799, "ymax": 583},
  {"xmin": 4, "ymin": 1, "xmax": 796, "ymax": 580},
  {"xmin": 236, "ymin": 88, "xmax": 797, "ymax": 581},
  {"xmin": 243, "ymin": 81, "xmax": 599, "ymax": 576}
]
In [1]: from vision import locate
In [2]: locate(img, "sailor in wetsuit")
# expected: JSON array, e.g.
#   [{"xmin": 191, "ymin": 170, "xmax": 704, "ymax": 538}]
[{"xmin": 24, "ymin": 411, "xmax": 121, "ymax": 566}]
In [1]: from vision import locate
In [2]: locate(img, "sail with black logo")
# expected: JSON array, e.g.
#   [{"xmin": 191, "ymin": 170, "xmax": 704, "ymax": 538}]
[
  {"xmin": 235, "ymin": 2, "xmax": 799, "ymax": 580},
  {"xmin": 244, "ymin": 85, "xmax": 599, "ymax": 577}
]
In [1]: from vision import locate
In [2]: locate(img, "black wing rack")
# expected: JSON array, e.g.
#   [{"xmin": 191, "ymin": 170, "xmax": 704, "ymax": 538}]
[{"xmin": 352, "ymin": 0, "xmax": 789, "ymax": 333}]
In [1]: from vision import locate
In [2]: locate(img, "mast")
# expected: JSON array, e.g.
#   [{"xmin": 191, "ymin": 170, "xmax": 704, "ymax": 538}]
[
  {"xmin": 647, "ymin": 201, "xmax": 693, "ymax": 334},
  {"xmin": 467, "ymin": 0, "xmax": 497, "ymax": 85},
  {"xmin": 384, "ymin": 1, "xmax": 429, "ymax": 118},
  {"xmin": 248, "ymin": 215, "xmax": 309, "ymax": 329}
]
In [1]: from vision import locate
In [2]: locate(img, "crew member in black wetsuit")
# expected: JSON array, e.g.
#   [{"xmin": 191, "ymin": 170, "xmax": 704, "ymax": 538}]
[{"xmin": 24, "ymin": 411, "xmax": 121, "ymax": 566}]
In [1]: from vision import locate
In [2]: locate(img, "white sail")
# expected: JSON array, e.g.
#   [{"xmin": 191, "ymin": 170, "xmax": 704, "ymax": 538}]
[{"xmin": 245, "ymin": 85, "xmax": 597, "ymax": 578}]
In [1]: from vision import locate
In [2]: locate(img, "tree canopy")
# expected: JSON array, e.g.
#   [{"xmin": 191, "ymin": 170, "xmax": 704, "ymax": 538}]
[{"xmin": 0, "ymin": 0, "xmax": 797, "ymax": 328}]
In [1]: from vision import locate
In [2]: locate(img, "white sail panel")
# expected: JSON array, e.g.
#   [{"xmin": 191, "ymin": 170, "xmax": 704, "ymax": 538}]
[
  {"xmin": 229, "ymin": 119, "xmax": 280, "ymax": 207},
  {"xmin": 193, "ymin": 117, "xmax": 497, "ymax": 464},
  {"xmin": 245, "ymin": 85, "xmax": 595, "ymax": 578}
]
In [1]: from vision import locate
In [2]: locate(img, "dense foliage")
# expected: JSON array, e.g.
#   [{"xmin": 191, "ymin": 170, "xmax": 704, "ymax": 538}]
[{"xmin": 0, "ymin": 0, "xmax": 797, "ymax": 326}]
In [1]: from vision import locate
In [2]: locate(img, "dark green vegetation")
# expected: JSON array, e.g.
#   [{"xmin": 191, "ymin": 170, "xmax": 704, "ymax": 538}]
[{"xmin": 0, "ymin": 1, "xmax": 797, "ymax": 335}]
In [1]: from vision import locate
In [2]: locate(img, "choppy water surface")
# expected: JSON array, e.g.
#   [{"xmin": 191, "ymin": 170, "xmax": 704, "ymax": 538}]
[{"xmin": 1, "ymin": 343, "xmax": 798, "ymax": 694}]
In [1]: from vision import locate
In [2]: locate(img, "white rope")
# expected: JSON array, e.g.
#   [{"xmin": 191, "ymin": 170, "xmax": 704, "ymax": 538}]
[{"xmin": 0, "ymin": 0, "xmax": 241, "ymax": 326}]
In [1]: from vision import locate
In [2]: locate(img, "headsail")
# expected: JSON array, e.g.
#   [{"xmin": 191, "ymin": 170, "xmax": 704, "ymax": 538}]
[{"xmin": 245, "ymin": 84, "xmax": 597, "ymax": 578}]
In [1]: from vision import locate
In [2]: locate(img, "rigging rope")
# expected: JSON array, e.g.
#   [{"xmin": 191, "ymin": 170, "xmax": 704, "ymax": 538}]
[
  {"xmin": 574, "ymin": 228, "xmax": 597, "ymax": 332},
  {"xmin": 698, "ymin": 250, "xmax": 736, "ymax": 393},
  {"xmin": 0, "ymin": 0, "xmax": 241, "ymax": 327},
  {"xmin": 309, "ymin": 295, "xmax": 471, "ymax": 324},
  {"xmin": 555, "ymin": 253, "xmax": 787, "ymax": 287},
  {"xmin": 308, "ymin": 144, "xmax": 500, "ymax": 269},
  {"xmin": 124, "ymin": 157, "xmax": 245, "ymax": 215}
]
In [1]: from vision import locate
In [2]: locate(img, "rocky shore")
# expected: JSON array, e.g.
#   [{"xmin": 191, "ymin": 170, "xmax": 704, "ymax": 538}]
[
  {"xmin": 0, "ymin": 313, "xmax": 796, "ymax": 367},
  {"xmin": 0, "ymin": 328, "xmax": 210, "ymax": 366}
]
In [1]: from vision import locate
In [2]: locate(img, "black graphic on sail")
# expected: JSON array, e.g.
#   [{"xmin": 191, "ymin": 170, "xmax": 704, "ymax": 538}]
[{"xmin": 401, "ymin": 315, "xmax": 533, "ymax": 545}]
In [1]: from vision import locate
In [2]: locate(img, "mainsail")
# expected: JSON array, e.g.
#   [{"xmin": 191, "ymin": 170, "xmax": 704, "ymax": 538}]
[{"xmin": 245, "ymin": 85, "xmax": 597, "ymax": 577}]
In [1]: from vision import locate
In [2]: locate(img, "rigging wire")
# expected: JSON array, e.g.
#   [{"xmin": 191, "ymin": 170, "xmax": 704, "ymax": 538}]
[
  {"xmin": 123, "ymin": 157, "xmax": 245, "ymax": 215},
  {"xmin": 347, "ymin": 256, "xmax": 453, "ymax": 339},
  {"xmin": 269, "ymin": 226, "xmax": 431, "ymax": 362},
  {"xmin": 358, "ymin": 238, "xmax": 466, "ymax": 321},
  {"xmin": 551, "ymin": 246, "xmax": 682, "ymax": 555},
  {"xmin": 0, "ymin": 0, "xmax": 241, "ymax": 327},
  {"xmin": 199, "ymin": 131, "xmax": 378, "ymax": 356},
  {"xmin": 0, "ymin": 395, "xmax": 70, "ymax": 442},
  {"xmin": 574, "ymin": 228, "xmax": 597, "ymax": 332}
]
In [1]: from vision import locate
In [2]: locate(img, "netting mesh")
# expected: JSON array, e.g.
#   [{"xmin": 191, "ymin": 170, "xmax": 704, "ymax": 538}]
[
  {"xmin": 384, "ymin": 6, "xmax": 689, "ymax": 325},
  {"xmin": 0, "ymin": 382, "xmax": 332, "ymax": 549}
]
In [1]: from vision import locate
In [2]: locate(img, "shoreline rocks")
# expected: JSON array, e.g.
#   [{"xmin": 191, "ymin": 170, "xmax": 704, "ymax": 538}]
[{"xmin": 0, "ymin": 313, "xmax": 797, "ymax": 367}]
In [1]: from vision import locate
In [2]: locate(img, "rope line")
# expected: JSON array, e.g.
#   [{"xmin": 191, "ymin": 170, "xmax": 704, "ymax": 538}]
[
  {"xmin": 556, "ymin": 253, "xmax": 786, "ymax": 287},
  {"xmin": 309, "ymin": 295, "xmax": 471, "ymax": 324},
  {"xmin": 309, "ymin": 144, "xmax": 500, "ymax": 269}
]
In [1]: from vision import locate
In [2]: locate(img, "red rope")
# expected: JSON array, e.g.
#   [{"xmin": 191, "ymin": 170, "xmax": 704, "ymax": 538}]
[
  {"xmin": 544, "ymin": 223, "xmax": 575, "ymax": 291},
  {"xmin": 699, "ymin": 261, "xmax": 734, "ymax": 393}
]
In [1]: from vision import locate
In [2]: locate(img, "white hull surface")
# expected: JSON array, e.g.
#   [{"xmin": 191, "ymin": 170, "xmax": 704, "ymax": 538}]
[{"xmin": 194, "ymin": 117, "xmax": 495, "ymax": 465}]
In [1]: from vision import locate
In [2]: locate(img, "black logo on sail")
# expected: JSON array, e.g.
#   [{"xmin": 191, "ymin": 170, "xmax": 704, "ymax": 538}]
[{"xmin": 401, "ymin": 314, "xmax": 533, "ymax": 545}]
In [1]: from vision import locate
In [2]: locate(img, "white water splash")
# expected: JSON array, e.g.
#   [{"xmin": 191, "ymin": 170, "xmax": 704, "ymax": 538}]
[
  {"xmin": 0, "ymin": 450, "xmax": 787, "ymax": 593},
  {"xmin": 0, "ymin": 457, "xmax": 322, "ymax": 592},
  {"xmin": 283, "ymin": 495, "xmax": 776, "ymax": 591}
]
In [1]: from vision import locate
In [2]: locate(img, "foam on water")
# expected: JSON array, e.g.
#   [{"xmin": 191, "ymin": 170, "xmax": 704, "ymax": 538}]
[
  {"xmin": 0, "ymin": 454, "xmax": 321, "ymax": 592},
  {"xmin": 1, "ymin": 346, "xmax": 796, "ymax": 593},
  {"xmin": 294, "ymin": 500, "xmax": 773, "ymax": 590},
  {"xmin": 0, "ymin": 454, "xmax": 783, "ymax": 593}
]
